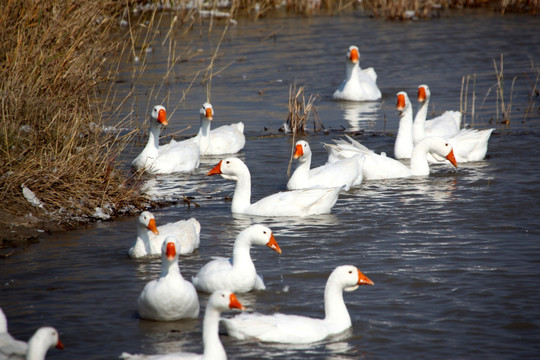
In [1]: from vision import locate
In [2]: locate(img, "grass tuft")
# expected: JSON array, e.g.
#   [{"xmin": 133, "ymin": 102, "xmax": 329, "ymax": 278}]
[{"xmin": 0, "ymin": 1, "xmax": 150, "ymax": 238}]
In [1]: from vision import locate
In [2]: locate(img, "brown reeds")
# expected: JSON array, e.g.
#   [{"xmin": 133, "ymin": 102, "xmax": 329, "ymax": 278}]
[
  {"xmin": 0, "ymin": 0, "xmax": 150, "ymax": 235},
  {"xmin": 460, "ymin": 54, "xmax": 539, "ymax": 128},
  {"xmin": 359, "ymin": 0, "xmax": 539, "ymax": 19},
  {"xmin": 286, "ymin": 83, "xmax": 322, "ymax": 135}
]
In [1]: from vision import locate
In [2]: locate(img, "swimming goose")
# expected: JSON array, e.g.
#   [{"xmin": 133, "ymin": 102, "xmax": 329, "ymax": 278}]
[
  {"xmin": 222, "ymin": 265, "xmax": 373, "ymax": 344},
  {"xmin": 190, "ymin": 102, "xmax": 245, "ymax": 156},
  {"xmin": 326, "ymin": 135, "xmax": 458, "ymax": 180},
  {"xmin": 192, "ymin": 224, "xmax": 281, "ymax": 294},
  {"xmin": 207, "ymin": 157, "xmax": 342, "ymax": 217},
  {"xmin": 132, "ymin": 105, "xmax": 200, "ymax": 174},
  {"xmin": 287, "ymin": 140, "xmax": 364, "ymax": 191},
  {"xmin": 121, "ymin": 290, "xmax": 244, "ymax": 360},
  {"xmin": 137, "ymin": 236, "xmax": 200, "ymax": 321},
  {"xmin": 129, "ymin": 211, "xmax": 201, "ymax": 259},
  {"xmin": 333, "ymin": 45, "xmax": 381, "ymax": 102}
]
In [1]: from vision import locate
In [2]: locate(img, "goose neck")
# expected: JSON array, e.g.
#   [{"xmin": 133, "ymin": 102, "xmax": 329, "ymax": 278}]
[
  {"xmin": 199, "ymin": 116, "xmax": 212, "ymax": 137},
  {"xmin": 324, "ymin": 280, "xmax": 351, "ymax": 329},
  {"xmin": 230, "ymin": 168, "xmax": 252, "ymax": 214},
  {"xmin": 394, "ymin": 106, "xmax": 414, "ymax": 159},
  {"xmin": 202, "ymin": 307, "xmax": 226, "ymax": 360},
  {"xmin": 413, "ymin": 99, "xmax": 429, "ymax": 145},
  {"xmin": 409, "ymin": 140, "xmax": 431, "ymax": 176}
]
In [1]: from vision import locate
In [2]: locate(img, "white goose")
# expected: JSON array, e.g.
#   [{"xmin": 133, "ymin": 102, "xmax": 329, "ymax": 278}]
[
  {"xmin": 207, "ymin": 157, "xmax": 342, "ymax": 217},
  {"xmin": 190, "ymin": 102, "xmax": 245, "ymax": 156},
  {"xmin": 191, "ymin": 224, "xmax": 281, "ymax": 294},
  {"xmin": 121, "ymin": 290, "xmax": 244, "ymax": 360},
  {"xmin": 137, "ymin": 236, "xmax": 200, "ymax": 321},
  {"xmin": 326, "ymin": 135, "xmax": 458, "ymax": 180},
  {"xmin": 413, "ymin": 85, "xmax": 493, "ymax": 163},
  {"xmin": 132, "ymin": 105, "xmax": 200, "ymax": 174},
  {"xmin": 129, "ymin": 211, "xmax": 201, "ymax": 259},
  {"xmin": 394, "ymin": 91, "xmax": 414, "ymax": 160},
  {"xmin": 333, "ymin": 45, "xmax": 382, "ymax": 102},
  {"xmin": 0, "ymin": 309, "xmax": 63, "ymax": 360},
  {"xmin": 222, "ymin": 265, "xmax": 374, "ymax": 344},
  {"xmin": 413, "ymin": 84, "xmax": 461, "ymax": 145},
  {"xmin": 287, "ymin": 140, "xmax": 364, "ymax": 191}
]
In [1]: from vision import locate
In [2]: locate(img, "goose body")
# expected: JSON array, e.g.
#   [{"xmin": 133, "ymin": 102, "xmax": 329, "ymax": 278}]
[
  {"xmin": 129, "ymin": 211, "xmax": 201, "ymax": 259},
  {"xmin": 333, "ymin": 46, "xmax": 381, "ymax": 102},
  {"xmin": 222, "ymin": 265, "xmax": 374, "ymax": 344},
  {"xmin": 207, "ymin": 157, "xmax": 342, "ymax": 217},
  {"xmin": 122, "ymin": 290, "xmax": 244, "ymax": 360},
  {"xmin": 435, "ymin": 128, "xmax": 495, "ymax": 163},
  {"xmin": 137, "ymin": 236, "xmax": 200, "ymax": 321},
  {"xmin": 287, "ymin": 140, "xmax": 364, "ymax": 191},
  {"xmin": 326, "ymin": 135, "xmax": 458, "ymax": 180},
  {"xmin": 191, "ymin": 224, "xmax": 281, "ymax": 294},
  {"xmin": 188, "ymin": 103, "xmax": 245, "ymax": 156},
  {"xmin": 413, "ymin": 84, "xmax": 461, "ymax": 145},
  {"xmin": 132, "ymin": 105, "xmax": 200, "ymax": 174}
]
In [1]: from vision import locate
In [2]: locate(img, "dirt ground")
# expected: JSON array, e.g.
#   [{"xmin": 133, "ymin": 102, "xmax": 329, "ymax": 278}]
[{"xmin": 0, "ymin": 213, "xmax": 62, "ymax": 255}]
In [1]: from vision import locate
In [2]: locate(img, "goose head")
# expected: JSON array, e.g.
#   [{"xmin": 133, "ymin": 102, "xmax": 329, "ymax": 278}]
[
  {"xmin": 209, "ymin": 290, "xmax": 245, "ymax": 312},
  {"xmin": 293, "ymin": 140, "xmax": 312, "ymax": 163},
  {"xmin": 347, "ymin": 45, "xmax": 360, "ymax": 65},
  {"xmin": 151, "ymin": 105, "xmax": 167, "ymax": 126},
  {"xmin": 27, "ymin": 327, "xmax": 64, "ymax": 355},
  {"xmin": 200, "ymin": 102, "xmax": 214, "ymax": 121},
  {"xmin": 162, "ymin": 236, "xmax": 180, "ymax": 262},
  {"xmin": 396, "ymin": 91, "xmax": 411, "ymax": 114},
  {"xmin": 138, "ymin": 211, "xmax": 159, "ymax": 235},
  {"xmin": 417, "ymin": 84, "xmax": 431, "ymax": 103},
  {"xmin": 331, "ymin": 265, "xmax": 374, "ymax": 292},
  {"xmin": 243, "ymin": 224, "xmax": 281, "ymax": 254},
  {"xmin": 207, "ymin": 157, "xmax": 248, "ymax": 182},
  {"xmin": 427, "ymin": 137, "xmax": 458, "ymax": 168}
]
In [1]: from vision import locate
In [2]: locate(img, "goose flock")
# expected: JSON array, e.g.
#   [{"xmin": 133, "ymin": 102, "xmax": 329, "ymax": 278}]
[{"xmin": 0, "ymin": 45, "xmax": 495, "ymax": 360}]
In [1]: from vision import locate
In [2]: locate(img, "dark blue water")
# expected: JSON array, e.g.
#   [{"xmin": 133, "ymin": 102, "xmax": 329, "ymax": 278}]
[{"xmin": 2, "ymin": 9, "xmax": 540, "ymax": 360}]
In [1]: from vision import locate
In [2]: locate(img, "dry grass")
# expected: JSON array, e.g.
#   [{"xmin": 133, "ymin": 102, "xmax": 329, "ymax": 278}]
[
  {"xmin": 359, "ymin": 0, "xmax": 539, "ymax": 19},
  {"xmin": 0, "ymin": 1, "xmax": 151, "ymax": 232},
  {"xmin": 285, "ymin": 83, "xmax": 322, "ymax": 134},
  {"xmin": 460, "ymin": 54, "xmax": 540, "ymax": 128}
]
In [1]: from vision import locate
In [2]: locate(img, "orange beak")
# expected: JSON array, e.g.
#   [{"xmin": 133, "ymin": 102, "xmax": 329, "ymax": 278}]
[
  {"xmin": 357, "ymin": 269, "xmax": 374, "ymax": 286},
  {"xmin": 147, "ymin": 218, "xmax": 159, "ymax": 235},
  {"xmin": 166, "ymin": 242, "xmax": 176, "ymax": 260},
  {"xmin": 207, "ymin": 160, "xmax": 223, "ymax": 176},
  {"xmin": 229, "ymin": 293, "xmax": 246, "ymax": 310},
  {"xmin": 205, "ymin": 107, "xmax": 213, "ymax": 120},
  {"xmin": 157, "ymin": 108, "xmax": 168, "ymax": 126},
  {"xmin": 396, "ymin": 93, "xmax": 406, "ymax": 112},
  {"xmin": 266, "ymin": 233, "xmax": 282, "ymax": 254},
  {"xmin": 56, "ymin": 340, "xmax": 64, "ymax": 350},
  {"xmin": 446, "ymin": 149, "xmax": 458, "ymax": 168},
  {"xmin": 349, "ymin": 48, "xmax": 359, "ymax": 64},
  {"xmin": 418, "ymin": 86, "xmax": 426, "ymax": 103},
  {"xmin": 293, "ymin": 144, "xmax": 303, "ymax": 159}
]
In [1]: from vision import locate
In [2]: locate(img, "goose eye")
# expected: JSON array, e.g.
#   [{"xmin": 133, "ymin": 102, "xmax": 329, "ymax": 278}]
[
  {"xmin": 349, "ymin": 270, "xmax": 353, "ymax": 274},
  {"xmin": 445, "ymin": 143, "xmax": 449, "ymax": 146},
  {"xmin": 226, "ymin": 161, "xmax": 230, "ymax": 164}
]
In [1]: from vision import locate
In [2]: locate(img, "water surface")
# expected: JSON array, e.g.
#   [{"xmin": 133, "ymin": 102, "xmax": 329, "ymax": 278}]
[{"xmin": 1, "ymin": 9, "xmax": 540, "ymax": 360}]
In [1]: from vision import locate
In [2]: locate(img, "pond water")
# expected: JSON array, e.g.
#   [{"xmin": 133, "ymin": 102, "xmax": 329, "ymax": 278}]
[{"xmin": 2, "ymin": 9, "xmax": 540, "ymax": 360}]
